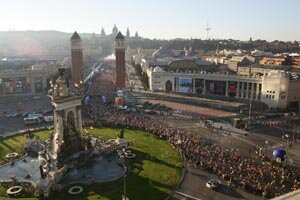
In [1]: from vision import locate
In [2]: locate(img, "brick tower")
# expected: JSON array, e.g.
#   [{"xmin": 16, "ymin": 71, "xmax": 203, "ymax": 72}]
[
  {"xmin": 70, "ymin": 31, "xmax": 84, "ymax": 85},
  {"xmin": 114, "ymin": 31, "xmax": 126, "ymax": 88}
]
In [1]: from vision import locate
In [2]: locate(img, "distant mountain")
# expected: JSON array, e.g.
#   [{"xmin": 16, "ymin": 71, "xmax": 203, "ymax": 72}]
[
  {"xmin": 0, "ymin": 30, "xmax": 298, "ymax": 59},
  {"xmin": 0, "ymin": 30, "xmax": 70, "ymax": 39}
]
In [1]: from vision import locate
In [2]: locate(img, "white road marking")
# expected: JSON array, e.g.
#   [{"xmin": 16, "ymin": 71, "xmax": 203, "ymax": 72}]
[{"xmin": 175, "ymin": 191, "xmax": 203, "ymax": 200}]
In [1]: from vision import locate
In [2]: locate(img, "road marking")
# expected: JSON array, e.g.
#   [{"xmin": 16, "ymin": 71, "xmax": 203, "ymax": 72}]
[{"xmin": 175, "ymin": 191, "xmax": 203, "ymax": 200}]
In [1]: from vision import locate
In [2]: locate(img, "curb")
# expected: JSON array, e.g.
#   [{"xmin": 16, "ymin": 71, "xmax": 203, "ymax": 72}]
[{"xmin": 165, "ymin": 154, "xmax": 187, "ymax": 200}]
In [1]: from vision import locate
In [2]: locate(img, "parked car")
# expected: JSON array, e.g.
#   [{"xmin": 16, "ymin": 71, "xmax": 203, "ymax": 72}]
[
  {"xmin": 22, "ymin": 112, "xmax": 29, "ymax": 118},
  {"xmin": 5, "ymin": 113, "xmax": 14, "ymax": 118},
  {"xmin": 13, "ymin": 113, "xmax": 22, "ymax": 118},
  {"xmin": 33, "ymin": 96, "xmax": 41, "ymax": 100},
  {"xmin": 43, "ymin": 109, "xmax": 53, "ymax": 115},
  {"xmin": 43, "ymin": 115, "xmax": 54, "ymax": 123},
  {"xmin": 206, "ymin": 179, "xmax": 221, "ymax": 189}
]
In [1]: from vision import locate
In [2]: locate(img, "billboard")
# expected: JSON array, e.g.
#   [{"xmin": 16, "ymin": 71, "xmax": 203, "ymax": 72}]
[
  {"xmin": 178, "ymin": 78, "xmax": 193, "ymax": 93},
  {"xmin": 1, "ymin": 77, "xmax": 29, "ymax": 94}
]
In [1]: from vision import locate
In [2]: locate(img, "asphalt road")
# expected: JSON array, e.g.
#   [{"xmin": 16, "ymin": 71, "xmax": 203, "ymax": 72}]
[
  {"xmin": 0, "ymin": 91, "xmax": 299, "ymax": 200},
  {"xmin": 171, "ymin": 167, "xmax": 261, "ymax": 200},
  {"xmin": 0, "ymin": 93, "xmax": 51, "ymax": 136}
]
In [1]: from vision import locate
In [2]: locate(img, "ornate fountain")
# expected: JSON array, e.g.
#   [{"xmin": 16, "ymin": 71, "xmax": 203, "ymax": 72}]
[{"xmin": 0, "ymin": 68, "xmax": 127, "ymax": 198}]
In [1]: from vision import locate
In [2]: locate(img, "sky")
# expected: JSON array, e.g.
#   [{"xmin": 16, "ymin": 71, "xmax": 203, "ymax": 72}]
[{"xmin": 1, "ymin": 0, "xmax": 300, "ymax": 41}]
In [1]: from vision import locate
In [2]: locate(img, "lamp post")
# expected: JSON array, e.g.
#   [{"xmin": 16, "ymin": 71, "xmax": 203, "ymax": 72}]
[
  {"xmin": 265, "ymin": 140, "xmax": 269, "ymax": 155},
  {"xmin": 121, "ymin": 148, "xmax": 128, "ymax": 200},
  {"xmin": 285, "ymin": 134, "xmax": 289, "ymax": 160}
]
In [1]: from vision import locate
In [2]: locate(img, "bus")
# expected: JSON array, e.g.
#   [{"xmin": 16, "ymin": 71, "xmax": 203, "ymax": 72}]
[{"xmin": 24, "ymin": 117, "xmax": 42, "ymax": 125}]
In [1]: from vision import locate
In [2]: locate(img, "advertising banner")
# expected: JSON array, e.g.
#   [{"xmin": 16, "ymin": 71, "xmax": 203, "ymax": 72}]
[{"xmin": 178, "ymin": 78, "xmax": 192, "ymax": 93}]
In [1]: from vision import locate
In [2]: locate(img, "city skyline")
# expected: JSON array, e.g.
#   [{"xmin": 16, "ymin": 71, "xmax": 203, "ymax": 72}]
[{"xmin": 1, "ymin": 0, "xmax": 300, "ymax": 41}]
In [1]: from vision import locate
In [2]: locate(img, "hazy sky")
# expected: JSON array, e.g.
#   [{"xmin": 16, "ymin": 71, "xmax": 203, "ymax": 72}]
[{"xmin": 1, "ymin": 0, "xmax": 300, "ymax": 41}]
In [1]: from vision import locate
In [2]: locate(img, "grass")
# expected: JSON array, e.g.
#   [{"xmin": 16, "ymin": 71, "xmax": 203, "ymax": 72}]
[
  {"xmin": 0, "ymin": 127, "xmax": 183, "ymax": 200},
  {"xmin": 0, "ymin": 130, "xmax": 50, "ymax": 164}
]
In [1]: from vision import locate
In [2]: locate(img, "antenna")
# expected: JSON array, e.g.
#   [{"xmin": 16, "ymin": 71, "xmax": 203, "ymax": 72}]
[{"xmin": 205, "ymin": 23, "xmax": 211, "ymax": 40}]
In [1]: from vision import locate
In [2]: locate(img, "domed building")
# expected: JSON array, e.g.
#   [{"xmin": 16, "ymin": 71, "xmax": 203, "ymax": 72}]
[{"xmin": 112, "ymin": 24, "xmax": 119, "ymax": 35}]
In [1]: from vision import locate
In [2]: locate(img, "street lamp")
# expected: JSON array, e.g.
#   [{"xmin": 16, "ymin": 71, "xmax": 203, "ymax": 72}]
[
  {"xmin": 121, "ymin": 148, "xmax": 128, "ymax": 200},
  {"xmin": 285, "ymin": 134, "xmax": 290, "ymax": 165},
  {"xmin": 265, "ymin": 140, "xmax": 269, "ymax": 155}
]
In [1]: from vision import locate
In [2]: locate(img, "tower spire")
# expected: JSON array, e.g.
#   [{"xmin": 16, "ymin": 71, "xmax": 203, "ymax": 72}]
[
  {"xmin": 205, "ymin": 23, "xmax": 211, "ymax": 40},
  {"xmin": 126, "ymin": 27, "xmax": 130, "ymax": 37}
]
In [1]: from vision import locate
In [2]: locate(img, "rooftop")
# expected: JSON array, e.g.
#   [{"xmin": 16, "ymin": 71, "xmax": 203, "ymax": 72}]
[
  {"xmin": 115, "ymin": 31, "xmax": 125, "ymax": 40},
  {"xmin": 239, "ymin": 64, "xmax": 293, "ymax": 71},
  {"xmin": 71, "ymin": 31, "xmax": 81, "ymax": 40}
]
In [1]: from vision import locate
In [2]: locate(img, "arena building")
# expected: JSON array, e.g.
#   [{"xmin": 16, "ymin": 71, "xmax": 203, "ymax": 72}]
[{"xmin": 140, "ymin": 57, "xmax": 300, "ymax": 109}]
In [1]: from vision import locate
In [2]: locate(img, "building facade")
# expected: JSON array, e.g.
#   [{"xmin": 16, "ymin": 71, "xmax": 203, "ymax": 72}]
[
  {"xmin": 143, "ymin": 63, "xmax": 300, "ymax": 109},
  {"xmin": 0, "ymin": 61, "xmax": 67, "ymax": 95}
]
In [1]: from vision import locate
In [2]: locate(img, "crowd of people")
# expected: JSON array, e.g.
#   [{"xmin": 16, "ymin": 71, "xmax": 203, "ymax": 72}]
[{"xmin": 83, "ymin": 74, "xmax": 300, "ymax": 199}]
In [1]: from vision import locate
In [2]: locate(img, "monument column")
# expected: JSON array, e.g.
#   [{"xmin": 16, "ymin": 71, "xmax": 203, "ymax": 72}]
[
  {"xmin": 246, "ymin": 82, "xmax": 249, "ymax": 99},
  {"xmin": 256, "ymin": 83, "xmax": 260, "ymax": 100},
  {"xmin": 192, "ymin": 79, "xmax": 196, "ymax": 93},
  {"xmin": 250, "ymin": 82, "xmax": 254, "ymax": 99},
  {"xmin": 76, "ymin": 106, "xmax": 83, "ymax": 134},
  {"xmin": 241, "ymin": 82, "xmax": 245, "ymax": 98},
  {"xmin": 225, "ymin": 81, "xmax": 229, "ymax": 97},
  {"xmin": 202, "ymin": 80, "xmax": 206, "ymax": 94}
]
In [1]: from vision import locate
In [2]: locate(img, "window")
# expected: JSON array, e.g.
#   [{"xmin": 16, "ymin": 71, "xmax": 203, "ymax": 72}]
[
  {"xmin": 272, "ymin": 95, "xmax": 275, "ymax": 99},
  {"xmin": 273, "ymin": 91, "xmax": 275, "ymax": 94},
  {"xmin": 266, "ymin": 95, "xmax": 269, "ymax": 98}
]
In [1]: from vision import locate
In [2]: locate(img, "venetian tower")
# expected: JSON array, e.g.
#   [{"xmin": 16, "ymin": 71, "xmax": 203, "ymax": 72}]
[
  {"xmin": 48, "ymin": 32, "xmax": 85, "ymax": 166},
  {"xmin": 114, "ymin": 31, "xmax": 126, "ymax": 89},
  {"xmin": 71, "ymin": 31, "xmax": 84, "ymax": 85}
]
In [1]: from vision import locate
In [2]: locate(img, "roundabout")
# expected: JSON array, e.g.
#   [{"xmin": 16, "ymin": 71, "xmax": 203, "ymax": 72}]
[{"xmin": 0, "ymin": 127, "xmax": 183, "ymax": 199}]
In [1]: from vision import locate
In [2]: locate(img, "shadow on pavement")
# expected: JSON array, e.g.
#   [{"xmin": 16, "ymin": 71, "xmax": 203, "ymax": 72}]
[{"xmin": 215, "ymin": 184, "xmax": 245, "ymax": 199}]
